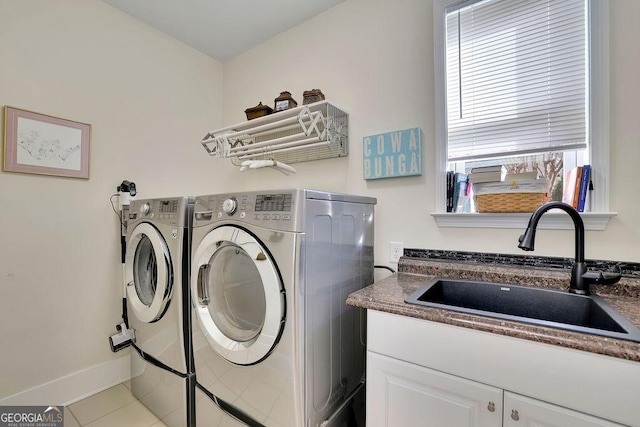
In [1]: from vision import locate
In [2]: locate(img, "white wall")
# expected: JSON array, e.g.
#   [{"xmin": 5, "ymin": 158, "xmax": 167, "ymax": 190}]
[
  {"xmin": 0, "ymin": 0, "xmax": 226, "ymax": 400},
  {"xmin": 1, "ymin": 0, "xmax": 639, "ymax": 403},
  {"xmin": 223, "ymin": 0, "xmax": 640, "ymax": 264}
]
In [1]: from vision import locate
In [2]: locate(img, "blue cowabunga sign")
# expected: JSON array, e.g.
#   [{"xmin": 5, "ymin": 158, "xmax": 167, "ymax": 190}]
[{"xmin": 363, "ymin": 127, "xmax": 422, "ymax": 180}]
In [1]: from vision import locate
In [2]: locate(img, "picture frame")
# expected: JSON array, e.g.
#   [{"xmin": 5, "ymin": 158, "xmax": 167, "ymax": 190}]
[{"xmin": 3, "ymin": 106, "xmax": 91, "ymax": 179}]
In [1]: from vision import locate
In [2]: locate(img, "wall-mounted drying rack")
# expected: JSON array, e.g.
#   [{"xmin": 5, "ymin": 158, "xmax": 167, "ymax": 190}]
[{"xmin": 200, "ymin": 100, "xmax": 348, "ymax": 166}]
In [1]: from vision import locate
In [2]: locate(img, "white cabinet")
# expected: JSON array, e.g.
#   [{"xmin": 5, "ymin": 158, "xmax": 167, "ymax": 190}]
[
  {"xmin": 503, "ymin": 393, "xmax": 623, "ymax": 427},
  {"xmin": 366, "ymin": 310, "xmax": 639, "ymax": 426},
  {"xmin": 367, "ymin": 352, "xmax": 502, "ymax": 427},
  {"xmin": 367, "ymin": 352, "xmax": 623, "ymax": 427}
]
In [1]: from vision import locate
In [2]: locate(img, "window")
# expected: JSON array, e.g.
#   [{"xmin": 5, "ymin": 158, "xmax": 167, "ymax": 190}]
[
  {"xmin": 434, "ymin": 0, "xmax": 611, "ymax": 227},
  {"xmin": 446, "ymin": 0, "xmax": 587, "ymax": 162}
]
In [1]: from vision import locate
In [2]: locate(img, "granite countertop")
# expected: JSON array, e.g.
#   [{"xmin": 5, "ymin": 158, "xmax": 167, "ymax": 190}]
[{"xmin": 347, "ymin": 255, "xmax": 640, "ymax": 362}]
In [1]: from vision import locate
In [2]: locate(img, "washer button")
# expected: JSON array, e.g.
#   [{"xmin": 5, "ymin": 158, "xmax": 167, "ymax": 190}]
[
  {"xmin": 240, "ymin": 212, "xmax": 246, "ymax": 219},
  {"xmin": 272, "ymin": 214, "xmax": 280, "ymax": 220},
  {"xmin": 282, "ymin": 214, "xmax": 291, "ymax": 221}
]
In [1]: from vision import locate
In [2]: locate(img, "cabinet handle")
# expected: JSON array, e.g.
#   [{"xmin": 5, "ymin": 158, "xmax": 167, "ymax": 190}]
[
  {"xmin": 511, "ymin": 409, "xmax": 520, "ymax": 421},
  {"xmin": 487, "ymin": 402, "xmax": 495, "ymax": 412}
]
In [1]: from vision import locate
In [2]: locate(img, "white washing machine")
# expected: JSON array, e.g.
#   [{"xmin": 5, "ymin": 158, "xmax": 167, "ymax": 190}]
[
  {"xmin": 190, "ymin": 189, "xmax": 375, "ymax": 427},
  {"xmin": 125, "ymin": 197, "xmax": 195, "ymax": 427}
]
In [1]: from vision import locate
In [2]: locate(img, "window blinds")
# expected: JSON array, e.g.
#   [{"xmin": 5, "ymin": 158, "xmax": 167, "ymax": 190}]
[{"xmin": 446, "ymin": 0, "xmax": 588, "ymax": 162}]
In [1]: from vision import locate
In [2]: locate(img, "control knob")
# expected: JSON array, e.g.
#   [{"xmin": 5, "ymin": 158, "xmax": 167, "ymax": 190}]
[
  {"xmin": 139, "ymin": 203, "xmax": 151, "ymax": 215},
  {"xmin": 222, "ymin": 198, "xmax": 238, "ymax": 215}
]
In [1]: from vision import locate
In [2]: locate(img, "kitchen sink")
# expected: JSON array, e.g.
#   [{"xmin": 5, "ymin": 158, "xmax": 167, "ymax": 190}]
[{"xmin": 405, "ymin": 278, "xmax": 640, "ymax": 343}]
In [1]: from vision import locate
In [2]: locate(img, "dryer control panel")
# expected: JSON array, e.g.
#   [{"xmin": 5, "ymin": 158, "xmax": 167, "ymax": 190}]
[
  {"xmin": 253, "ymin": 193, "xmax": 293, "ymax": 222},
  {"xmin": 255, "ymin": 193, "xmax": 292, "ymax": 212},
  {"xmin": 193, "ymin": 189, "xmax": 376, "ymax": 232},
  {"xmin": 193, "ymin": 191, "xmax": 301, "ymax": 232}
]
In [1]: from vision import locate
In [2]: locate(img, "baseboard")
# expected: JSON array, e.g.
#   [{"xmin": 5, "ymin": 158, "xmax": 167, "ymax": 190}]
[{"xmin": 0, "ymin": 354, "xmax": 131, "ymax": 406}]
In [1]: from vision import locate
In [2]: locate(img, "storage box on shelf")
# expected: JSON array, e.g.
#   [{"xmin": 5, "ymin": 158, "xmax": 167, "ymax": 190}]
[
  {"xmin": 244, "ymin": 102, "xmax": 273, "ymax": 120},
  {"xmin": 473, "ymin": 179, "xmax": 551, "ymax": 213},
  {"xmin": 273, "ymin": 91, "xmax": 298, "ymax": 112},
  {"xmin": 201, "ymin": 100, "xmax": 348, "ymax": 166},
  {"xmin": 302, "ymin": 89, "xmax": 325, "ymax": 105}
]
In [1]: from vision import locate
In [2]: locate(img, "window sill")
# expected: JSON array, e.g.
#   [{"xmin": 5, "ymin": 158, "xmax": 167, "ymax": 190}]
[{"xmin": 431, "ymin": 212, "xmax": 617, "ymax": 230}]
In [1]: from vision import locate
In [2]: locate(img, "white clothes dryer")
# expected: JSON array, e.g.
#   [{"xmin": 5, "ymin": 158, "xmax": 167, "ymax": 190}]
[
  {"xmin": 190, "ymin": 189, "xmax": 375, "ymax": 427},
  {"xmin": 125, "ymin": 197, "xmax": 195, "ymax": 427}
]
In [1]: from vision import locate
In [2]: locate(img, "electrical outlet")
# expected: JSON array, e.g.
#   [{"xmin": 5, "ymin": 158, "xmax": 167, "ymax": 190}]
[{"xmin": 389, "ymin": 241, "xmax": 404, "ymax": 263}]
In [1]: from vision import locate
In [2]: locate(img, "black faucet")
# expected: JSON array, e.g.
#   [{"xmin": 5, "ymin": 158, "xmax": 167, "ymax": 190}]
[{"xmin": 518, "ymin": 201, "xmax": 620, "ymax": 295}]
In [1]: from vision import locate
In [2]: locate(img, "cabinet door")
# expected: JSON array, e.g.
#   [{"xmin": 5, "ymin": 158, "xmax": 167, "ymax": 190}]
[
  {"xmin": 504, "ymin": 392, "xmax": 625, "ymax": 427},
  {"xmin": 367, "ymin": 352, "xmax": 502, "ymax": 427}
]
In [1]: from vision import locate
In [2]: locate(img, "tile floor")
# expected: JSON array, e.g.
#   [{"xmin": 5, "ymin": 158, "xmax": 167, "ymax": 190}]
[{"xmin": 65, "ymin": 380, "xmax": 167, "ymax": 427}]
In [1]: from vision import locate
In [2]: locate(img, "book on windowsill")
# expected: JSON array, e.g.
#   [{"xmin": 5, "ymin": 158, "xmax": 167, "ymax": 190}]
[
  {"xmin": 572, "ymin": 167, "xmax": 583, "ymax": 208},
  {"xmin": 451, "ymin": 172, "xmax": 469, "ymax": 213},
  {"xmin": 470, "ymin": 164, "xmax": 506, "ymax": 174},
  {"xmin": 456, "ymin": 180, "xmax": 473, "ymax": 213},
  {"xmin": 446, "ymin": 171, "xmax": 455, "ymax": 212},
  {"xmin": 468, "ymin": 170, "xmax": 506, "ymax": 184},
  {"xmin": 562, "ymin": 166, "xmax": 583, "ymax": 208},
  {"xmin": 577, "ymin": 165, "xmax": 591, "ymax": 212},
  {"xmin": 468, "ymin": 164, "xmax": 507, "ymax": 184}
]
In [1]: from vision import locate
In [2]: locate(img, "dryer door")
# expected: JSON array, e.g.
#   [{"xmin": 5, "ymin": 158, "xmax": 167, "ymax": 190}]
[
  {"xmin": 191, "ymin": 225, "xmax": 284, "ymax": 365},
  {"xmin": 125, "ymin": 223, "xmax": 173, "ymax": 323}
]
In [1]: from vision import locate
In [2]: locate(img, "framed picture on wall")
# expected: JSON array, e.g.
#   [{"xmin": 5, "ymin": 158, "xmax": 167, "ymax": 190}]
[{"xmin": 3, "ymin": 106, "xmax": 91, "ymax": 179}]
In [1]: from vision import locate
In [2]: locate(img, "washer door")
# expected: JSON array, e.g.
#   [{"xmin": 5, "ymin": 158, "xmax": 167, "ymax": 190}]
[
  {"xmin": 191, "ymin": 225, "xmax": 284, "ymax": 365},
  {"xmin": 125, "ymin": 223, "xmax": 173, "ymax": 323}
]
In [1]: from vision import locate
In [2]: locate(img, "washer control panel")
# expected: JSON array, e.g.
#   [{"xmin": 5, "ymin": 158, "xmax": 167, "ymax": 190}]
[{"xmin": 129, "ymin": 198, "xmax": 188, "ymax": 226}]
